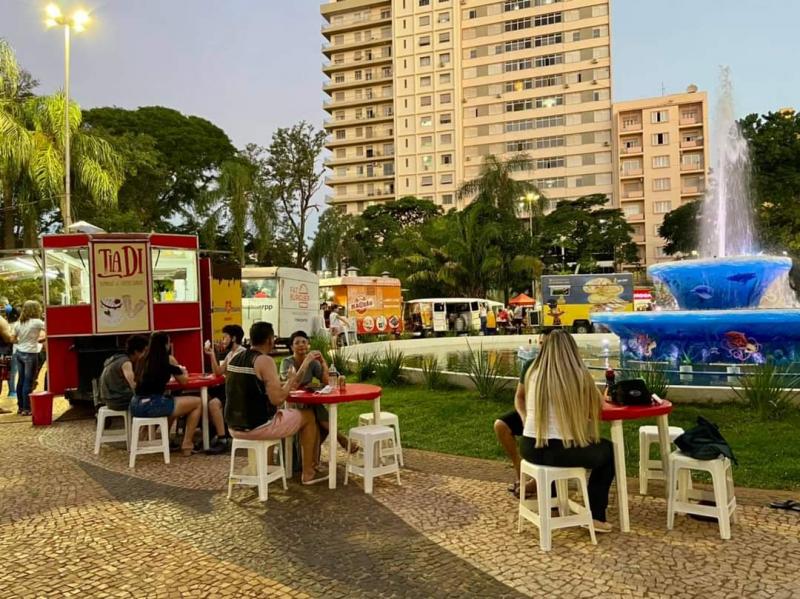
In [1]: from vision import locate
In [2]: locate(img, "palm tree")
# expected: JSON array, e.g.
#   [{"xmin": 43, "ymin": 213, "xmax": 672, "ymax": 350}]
[
  {"xmin": 457, "ymin": 153, "xmax": 541, "ymax": 218},
  {"xmin": 308, "ymin": 207, "xmax": 363, "ymax": 275},
  {"xmin": 0, "ymin": 40, "xmax": 123, "ymax": 247}
]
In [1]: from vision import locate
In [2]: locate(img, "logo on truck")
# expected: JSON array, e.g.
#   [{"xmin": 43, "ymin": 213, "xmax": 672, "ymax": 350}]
[
  {"xmin": 289, "ymin": 284, "xmax": 310, "ymax": 309},
  {"xmin": 350, "ymin": 295, "xmax": 375, "ymax": 315}
]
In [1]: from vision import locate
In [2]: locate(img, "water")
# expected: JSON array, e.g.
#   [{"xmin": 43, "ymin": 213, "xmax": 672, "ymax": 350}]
[{"xmin": 699, "ymin": 67, "xmax": 758, "ymax": 258}]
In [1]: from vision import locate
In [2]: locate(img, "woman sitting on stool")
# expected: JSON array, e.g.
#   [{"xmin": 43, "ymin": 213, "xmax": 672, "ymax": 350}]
[{"xmin": 514, "ymin": 329, "xmax": 616, "ymax": 532}]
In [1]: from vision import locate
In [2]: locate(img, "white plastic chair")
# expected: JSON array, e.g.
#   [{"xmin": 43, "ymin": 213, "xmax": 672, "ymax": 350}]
[
  {"xmin": 228, "ymin": 438, "xmax": 287, "ymax": 501},
  {"xmin": 94, "ymin": 406, "xmax": 129, "ymax": 454},
  {"xmin": 345, "ymin": 425, "xmax": 401, "ymax": 494},
  {"xmin": 129, "ymin": 417, "xmax": 170, "ymax": 469}
]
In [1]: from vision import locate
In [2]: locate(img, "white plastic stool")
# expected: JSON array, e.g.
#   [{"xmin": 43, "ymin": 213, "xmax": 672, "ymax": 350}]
[
  {"xmin": 129, "ymin": 417, "xmax": 170, "ymax": 469},
  {"xmin": 228, "ymin": 438, "xmax": 287, "ymax": 501},
  {"xmin": 94, "ymin": 406, "xmax": 129, "ymax": 454},
  {"xmin": 638, "ymin": 425, "xmax": 685, "ymax": 495},
  {"xmin": 358, "ymin": 411, "xmax": 404, "ymax": 466},
  {"xmin": 667, "ymin": 451, "xmax": 737, "ymax": 540},
  {"xmin": 345, "ymin": 425, "xmax": 401, "ymax": 494},
  {"xmin": 518, "ymin": 460, "xmax": 597, "ymax": 552}
]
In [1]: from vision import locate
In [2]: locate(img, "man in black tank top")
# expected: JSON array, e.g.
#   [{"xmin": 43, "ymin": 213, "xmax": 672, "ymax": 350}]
[{"xmin": 224, "ymin": 322, "xmax": 322, "ymax": 484}]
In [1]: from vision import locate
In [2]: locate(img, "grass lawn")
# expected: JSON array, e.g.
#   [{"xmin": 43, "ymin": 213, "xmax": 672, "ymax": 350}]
[{"xmin": 335, "ymin": 382, "xmax": 800, "ymax": 491}]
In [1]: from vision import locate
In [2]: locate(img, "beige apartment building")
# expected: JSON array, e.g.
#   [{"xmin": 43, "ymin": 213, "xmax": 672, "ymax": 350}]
[
  {"xmin": 612, "ymin": 88, "xmax": 709, "ymax": 266},
  {"xmin": 322, "ymin": 0, "xmax": 614, "ymax": 215}
]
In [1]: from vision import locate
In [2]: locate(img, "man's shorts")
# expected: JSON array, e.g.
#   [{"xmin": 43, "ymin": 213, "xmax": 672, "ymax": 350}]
[
  {"xmin": 231, "ymin": 408, "xmax": 303, "ymax": 441},
  {"xmin": 497, "ymin": 410, "xmax": 523, "ymax": 437}
]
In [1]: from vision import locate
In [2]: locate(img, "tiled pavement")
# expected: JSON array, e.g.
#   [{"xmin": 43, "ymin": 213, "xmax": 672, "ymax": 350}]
[{"xmin": 1, "ymin": 398, "xmax": 799, "ymax": 598}]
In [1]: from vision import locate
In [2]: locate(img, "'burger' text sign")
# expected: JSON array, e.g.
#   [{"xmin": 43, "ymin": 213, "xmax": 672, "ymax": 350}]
[{"xmin": 91, "ymin": 240, "xmax": 152, "ymax": 334}]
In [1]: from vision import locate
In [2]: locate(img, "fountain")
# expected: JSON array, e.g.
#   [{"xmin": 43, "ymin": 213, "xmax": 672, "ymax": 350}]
[{"xmin": 593, "ymin": 69, "xmax": 800, "ymax": 369}]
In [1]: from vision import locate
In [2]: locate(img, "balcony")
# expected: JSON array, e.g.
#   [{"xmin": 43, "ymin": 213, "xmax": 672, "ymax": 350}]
[
  {"xmin": 680, "ymin": 162, "xmax": 704, "ymax": 172},
  {"xmin": 324, "ymin": 152, "xmax": 394, "ymax": 167},
  {"xmin": 624, "ymin": 212, "xmax": 644, "ymax": 222},
  {"xmin": 326, "ymin": 132, "xmax": 394, "ymax": 147},
  {"xmin": 323, "ymin": 52, "xmax": 392, "ymax": 74},
  {"xmin": 325, "ymin": 190, "xmax": 397, "ymax": 205},
  {"xmin": 325, "ymin": 171, "xmax": 394, "ymax": 186},
  {"xmin": 324, "ymin": 73, "xmax": 393, "ymax": 92},
  {"xmin": 322, "ymin": 30, "xmax": 393, "ymax": 56},
  {"xmin": 620, "ymin": 168, "xmax": 643, "ymax": 178},
  {"xmin": 323, "ymin": 93, "xmax": 392, "ymax": 110},
  {"xmin": 679, "ymin": 116, "xmax": 701, "ymax": 127},
  {"xmin": 322, "ymin": 13, "xmax": 391, "ymax": 37},
  {"xmin": 622, "ymin": 146, "xmax": 643, "ymax": 155},
  {"xmin": 680, "ymin": 186, "xmax": 705, "ymax": 196},
  {"xmin": 621, "ymin": 122, "xmax": 642, "ymax": 132},
  {"xmin": 324, "ymin": 113, "xmax": 394, "ymax": 129}
]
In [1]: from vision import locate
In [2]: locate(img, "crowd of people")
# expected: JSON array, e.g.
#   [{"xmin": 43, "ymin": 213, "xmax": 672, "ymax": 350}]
[{"xmin": 0, "ymin": 298, "xmax": 47, "ymax": 416}]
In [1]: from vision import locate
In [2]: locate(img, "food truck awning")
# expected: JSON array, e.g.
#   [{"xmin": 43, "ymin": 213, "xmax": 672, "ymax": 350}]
[{"xmin": 509, "ymin": 293, "xmax": 535, "ymax": 306}]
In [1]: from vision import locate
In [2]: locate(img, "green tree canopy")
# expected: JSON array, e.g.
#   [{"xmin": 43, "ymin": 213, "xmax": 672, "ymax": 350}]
[{"xmin": 658, "ymin": 200, "xmax": 700, "ymax": 256}]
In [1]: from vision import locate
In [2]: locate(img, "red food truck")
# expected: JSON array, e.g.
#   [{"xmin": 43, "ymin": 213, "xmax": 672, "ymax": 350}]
[{"xmin": 42, "ymin": 232, "xmax": 205, "ymax": 398}]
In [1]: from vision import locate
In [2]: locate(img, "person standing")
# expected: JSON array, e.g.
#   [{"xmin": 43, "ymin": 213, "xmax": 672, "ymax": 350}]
[
  {"xmin": 486, "ymin": 306, "xmax": 497, "ymax": 336},
  {"xmin": 4, "ymin": 299, "xmax": 19, "ymax": 399},
  {"xmin": 496, "ymin": 306, "xmax": 509, "ymax": 334},
  {"xmin": 12, "ymin": 300, "xmax": 45, "ymax": 416},
  {"xmin": 512, "ymin": 304, "xmax": 524, "ymax": 334},
  {"xmin": 479, "ymin": 303, "xmax": 488, "ymax": 336},
  {"xmin": 329, "ymin": 307, "xmax": 351, "ymax": 349}
]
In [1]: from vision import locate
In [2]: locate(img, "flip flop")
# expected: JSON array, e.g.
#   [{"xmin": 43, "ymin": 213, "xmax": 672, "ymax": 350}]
[
  {"xmin": 348, "ymin": 442, "xmax": 360, "ymax": 454},
  {"xmin": 301, "ymin": 475, "xmax": 328, "ymax": 485},
  {"xmin": 769, "ymin": 499, "xmax": 800, "ymax": 512}
]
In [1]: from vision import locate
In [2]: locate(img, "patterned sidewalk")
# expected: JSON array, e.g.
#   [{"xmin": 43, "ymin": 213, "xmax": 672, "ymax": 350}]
[{"xmin": 1, "ymin": 401, "xmax": 799, "ymax": 598}]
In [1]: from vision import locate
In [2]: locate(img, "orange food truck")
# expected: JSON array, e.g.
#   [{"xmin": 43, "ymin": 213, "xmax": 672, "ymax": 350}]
[{"xmin": 319, "ymin": 275, "xmax": 403, "ymax": 337}]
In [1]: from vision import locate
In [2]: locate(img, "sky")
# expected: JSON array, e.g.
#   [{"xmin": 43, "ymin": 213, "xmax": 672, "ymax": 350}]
[{"xmin": 2, "ymin": 0, "xmax": 800, "ymax": 231}]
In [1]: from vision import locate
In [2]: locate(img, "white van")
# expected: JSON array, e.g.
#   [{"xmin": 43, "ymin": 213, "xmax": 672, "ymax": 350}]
[
  {"xmin": 405, "ymin": 298, "xmax": 504, "ymax": 334},
  {"xmin": 241, "ymin": 267, "xmax": 321, "ymax": 344}
]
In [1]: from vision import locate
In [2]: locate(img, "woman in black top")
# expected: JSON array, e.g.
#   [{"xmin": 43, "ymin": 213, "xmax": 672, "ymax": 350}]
[{"xmin": 131, "ymin": 331, "xmax": 202, "ymax": 456}]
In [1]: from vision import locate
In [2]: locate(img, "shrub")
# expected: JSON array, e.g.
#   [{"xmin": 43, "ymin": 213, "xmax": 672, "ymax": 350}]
[
  {"xmin": 309, "ymin": 335, "xmax": 333, "ymax": 368},
  {"xmin": 330, "ymin": 346, "xmax": 352, "ymax": 376},
  {"xmin": 733, "ymin": 362, "xmax": 800, "ymax": 421},
  {"xmin": 375, "ymin": 346, "xmax": 405, "ymax": 386},
  {"xmin": 463, "ymin": 341, "xmax": 511, "ymax": 400},
  {"xmin": 420, "ymin": 355, "xmax": 446, "ymax": 390},
  {"xmin": 628, "ymin": 362, "xmax": 670, "ymax": 398},
  {"xmin": 354, "ymin": 352, "xmax": 377, "ymax": 382}
]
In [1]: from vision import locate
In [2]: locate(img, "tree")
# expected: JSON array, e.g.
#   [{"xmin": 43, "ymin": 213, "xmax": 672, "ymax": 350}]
[
  {"xmin": 658, "ymin": 200, "xmax": 701, "ymax": 256},
  {"xmin": 308, "ymin": 207, "xmax": 364, "ymax": 275},
  {"xmin": 458, "ymin": 153, "xmax": 538, "ymax": 216},
  {"xmin": 82, "ymin": 105, "xmax": 236, "ymax": 229},
  {"xmin": 0, "ymin": 39, "xmax": 123, "ymax": 247},
  {"xmin": 263, "ymin": 122, "xmax": 326, "ymax": 268},
  {"xmin": 740, "ymin": 110, "xmax": 800, "ymax": 253}
]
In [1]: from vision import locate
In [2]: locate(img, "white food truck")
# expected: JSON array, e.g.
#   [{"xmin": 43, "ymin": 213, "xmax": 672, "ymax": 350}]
[{"xmin": 241, "ymin": 267, "xmax": 321, "ymax": 345}]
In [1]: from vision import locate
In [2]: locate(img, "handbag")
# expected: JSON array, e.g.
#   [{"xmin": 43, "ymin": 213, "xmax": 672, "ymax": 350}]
[
  {"xmin": 674, "ymin": 416, "xmax": 738, "ymax": 464},
  {"xmin": 613, "ymin": 378, "xmax": 652, "ymax": 406}
]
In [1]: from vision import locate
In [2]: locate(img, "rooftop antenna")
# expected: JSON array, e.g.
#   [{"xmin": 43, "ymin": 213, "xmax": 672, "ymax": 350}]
[{"xmin": 661, "ymin": 81, "xmax": 666, "ymax": 96}]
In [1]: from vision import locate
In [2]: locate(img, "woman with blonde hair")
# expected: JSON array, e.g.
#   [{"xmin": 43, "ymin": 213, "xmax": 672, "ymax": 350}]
[
  {"xmin": 13, "ymin": 300, "xmax": 46, "ymax": 416},
  {"xmin": 514, "ymin": 329, "xmax": 615, "ymax": 532}
]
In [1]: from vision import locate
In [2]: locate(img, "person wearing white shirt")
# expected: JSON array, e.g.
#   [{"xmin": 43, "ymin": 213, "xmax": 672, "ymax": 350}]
[
  {"xmin": 514, "ymin": 329, "xmax": 615, "ymax": 532},
  {"xmin": 12, "ymin": 300, "xmax": 45, "ymax": 416},
  {"xmin": 328, "ymin": 307, "xmax": 351, "ymax": 349}
]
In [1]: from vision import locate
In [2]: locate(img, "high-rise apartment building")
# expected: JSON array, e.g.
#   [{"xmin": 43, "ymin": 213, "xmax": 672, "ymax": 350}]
[
  {"xmin": 612, "ymin": 88, "xmax": 709, "ymax": 266},
  {"xmin": 322, "ymin": 0, "xmax": 613, "ymax": 215}
]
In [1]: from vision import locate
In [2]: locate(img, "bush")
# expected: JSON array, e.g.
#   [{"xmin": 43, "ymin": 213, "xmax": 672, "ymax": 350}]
[
  {"xmin": 375, "ymin": 346, "xmax": 405, "ymax": 386},
  {"xmin": 354, "ymin": 352, "xmax": 377, "ymax": 382},
  {"xmin": 420, "ymin": 355, "xmax": 446, "ymax": 390},
  {"xmin": 309, "ymin": 335, "xmax": 333, "ymax": 367},
  {"xmin": 628, "ymin": 362, "xmax": 670, "ymax": 398},
  {"xmin": 463, "ymin": 341, "xmax": 511, "ymax": 400},
  {"xmin": 330, "ymin": 346, "xmax": 352, "ymax": 376},
  {"xmin": 733, "ymin": 362, "xmax": 800, "ymax": 421}
]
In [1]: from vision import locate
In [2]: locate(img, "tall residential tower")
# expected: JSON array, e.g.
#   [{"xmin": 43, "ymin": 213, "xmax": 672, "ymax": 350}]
[{"xmin": 322, "ymin": 0, "xmax": 613, "ymax": 216}]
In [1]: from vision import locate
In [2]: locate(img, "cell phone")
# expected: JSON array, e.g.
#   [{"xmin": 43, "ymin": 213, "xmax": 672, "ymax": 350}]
[{"xmin": 204, "ymin": 340, "xmax": 212, "ymax": 351}]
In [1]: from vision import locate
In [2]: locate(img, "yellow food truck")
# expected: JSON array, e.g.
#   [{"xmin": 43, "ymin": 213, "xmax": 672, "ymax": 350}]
[{"xmin": 540, "ymin": 273, "xmax": 634, "ymax": 333}]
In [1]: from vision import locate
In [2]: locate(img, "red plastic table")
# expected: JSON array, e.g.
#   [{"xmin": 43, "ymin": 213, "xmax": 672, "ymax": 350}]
[
  {"xmin": 601, "ymin": 399, "xmax": 674, "ymax": 533},
  {"xmin": 287, "ymin": 383, "xmax": 383, "ymax": 489},
  {"xmin": 166, "ymin": 373, "xmax": 225, "ymax": 451}
]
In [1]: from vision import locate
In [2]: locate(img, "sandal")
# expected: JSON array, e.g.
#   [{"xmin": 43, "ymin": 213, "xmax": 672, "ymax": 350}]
[
  {"xmin": 301, "ymin": 475, "xmax": 328, "ymax": 485},
  {"xmin": 769, "ymin": 499, "xmax": 800, "ymax": 512}
]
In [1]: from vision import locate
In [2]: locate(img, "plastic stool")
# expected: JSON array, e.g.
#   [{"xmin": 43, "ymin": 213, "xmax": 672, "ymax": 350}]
[
  {"xmin": 228, "ymin": 438, "xmax": 287, "ymax": 501},
  {"xmin": 345, "ymin": 425, "xmax": 401, "ymax": 494},
  {"xmin": 638, "ymin": 425, "xmax": 684, "ymax": 495},
  {"xmin": 667, "ymin": 451, "xmax": 737, "ymax": 540},
  {"xmin": 358, "ymin": 411, "xmax": 404, "ymax": 466},
  {"xmin": 94, "ymin": 406, "xmax": 129, "ymax": 454},
  {"xmin": 129, "ymin": 417, "xmax": 170, "ymax": 469},
  {"xmin": 518, "ymin": 460, "xmax": 597, "ymax": 552}
]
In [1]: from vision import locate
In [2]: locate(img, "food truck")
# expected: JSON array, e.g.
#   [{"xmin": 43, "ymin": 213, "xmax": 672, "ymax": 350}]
[
  {"xmin": 241, "ymin": 267, "xmax": 320, "ymax": 345},
  {"xmin": 405, "ymin": 298, "xmax": 503, "ymax": 334},
  {"xmin": 42, "ymin": 233, "xmax": 204, "ymax": 397},
  {"xmin": 539, "ymin": 273, "xmax": 634, "ymax": 333},
  {"xmin": 199, "ymin": 258, "xmax": 242, "ymax": 348},
  {"xmin": 319, "ymin": 275, "xmax": 403, "ymax": 337}
]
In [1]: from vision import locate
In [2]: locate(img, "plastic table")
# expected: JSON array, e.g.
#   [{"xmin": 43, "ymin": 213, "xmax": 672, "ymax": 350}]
[
  {"xmin": 601, "ymin": 399, "xmax": 674, "ymax": 532},
  {"xmin": 286, "ymin": 383, "xmax": 382, "ymax": 489},
  {"xmin": 166, "ymin": 373, "xmax": 225, "ymax": 451}
]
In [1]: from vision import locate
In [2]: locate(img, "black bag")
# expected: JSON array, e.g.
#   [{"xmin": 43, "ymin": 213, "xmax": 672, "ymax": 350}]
[
  {"xmin": 614, "ymin": 378, "xmax": 652, "ymax": 406},
  {"xmin": 674, "ymin": 417, "xmax": 738, "ymax": 465}
]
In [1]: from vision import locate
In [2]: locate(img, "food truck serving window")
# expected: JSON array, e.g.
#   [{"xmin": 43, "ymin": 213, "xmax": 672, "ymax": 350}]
[
  {"xmin": 242, "ymin": 278, "xmax": 278, "ymax": 299},
  {"xmin": 152, "ymin": 249, "xmax": 198, "ymax": 302},
  {"xmin": 45, "ymin": 249, "xmax": 91, "ymax": 306}
]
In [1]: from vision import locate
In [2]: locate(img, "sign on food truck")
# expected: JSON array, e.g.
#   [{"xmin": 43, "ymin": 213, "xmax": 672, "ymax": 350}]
[
  {"xmin": 346, "ymin": 284, "xmax": 402, "ymax": 334},
  {"xmin": 91, "ymin": 240, "xmax": 152, "ymax": 334}
]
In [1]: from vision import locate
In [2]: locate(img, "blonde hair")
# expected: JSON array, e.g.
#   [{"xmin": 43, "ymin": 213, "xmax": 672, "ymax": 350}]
[
  {"xmin": 524, "ymin": 329, "xmax": 602, "ymax": 448},
  {"xmin": 19, "ymin": 300, "xmax": 42, "ymax": 323}
]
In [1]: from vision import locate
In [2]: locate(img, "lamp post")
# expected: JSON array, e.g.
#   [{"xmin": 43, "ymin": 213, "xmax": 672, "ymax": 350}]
[
  {"xmin": 520, "ymin": 192, "xmax": 539, "ymax": 239},
  {"xmin": 45, "ymin": 4, "xmax": 90, "ymax": 230}
]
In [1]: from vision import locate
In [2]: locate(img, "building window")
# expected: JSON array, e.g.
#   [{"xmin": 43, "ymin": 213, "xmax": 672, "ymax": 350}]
[
  {"xmin": 421, "ymin": 116, "xmax": 433, "ymax": 127},
  {"xmin": 654, "ymin": 246, "xmax": 668, "ymax": 258},
  {"xmin": 421, "ymin": 136, "xmax": 433, "ymax": 147},
  {"xmin": 536, "ymin": 156, "xmax": 565, "ymax": 169},
  {"xmin": 504, "ymin": 58, "xmax": 532, "ymax": 72},
  {"xmin": 442, "ymin": 193, "xmax": 454, "ymax": 205},
  {"xmin": 468, "ymin": 9, "xmax": 477, "ymax": 18},
  {"xmin": 439, "ymin": 53, "xmax": 451, "ymax": 65},
  {"xmin": 442, "ymin": 154, "xmax": 453, "ymax": 164},
  {"xmin": 420, "ymin": 75, "xmax": 432, "ymax": 87},
  {"xmin": 652, "ymin": 155, "xmax": 670, "ymax": 168},
  {"xmin": 420, "ymin": 55, "xmax": 432, "ymax": 67},
  {"xmin": 419, "ymin": 0, "xmax": 431, "ymax": 5},
  {"xmin": 504, "ymin": 18, "xmax": 532, "ymax": 32},
  {"xmin": 438, "ymin": 12, "xmax": 450, "ymax": 23},
  {"xmin": 652, "ymin": 133, "xmax": 669, "ymax": 146},
  {"xmin": 439, "ymin": 31, "xmax": 450, "ymax": 43},
  {"xmin": 440, "ymin": 92, "xmax": 452, "ymax": 103},
  {"xmin": 422, "ymin": 155, "xmax": 433, "ymax": 168},
  {"xmin": 653, "ymin": 177, "xmax": 671, "ymax": 191},
  {"xmin": 536, "ymin": 95, "xmax": 563, "ymax": 108},
  {"xmin": 654, "ymin": 200, "xmax": 672, "ymax": 213},
  {"xmin": 336, "ymin": 130, "xmax": 346, "ymax": 139},
  {"xmin": 534, "ymin": 53, "xmax": 563, "ymax": 67},
  {"xmin": 421, "ymin": 96, "xmax": 432, "ymax": 107},
  {"xmin": 439, "ymin": 113, "xmax": 452, "ymax": 124},
  {"xmin": 506, "ymin": 99, "xmax": 532, "ymax": 112},
  {"xmin": 419, "ymin": 15, "xmax": 431, "ymax": 26},
  {"xmin": 440, "ymin": 72, "xmax": 451, "ymax": 84},
  {"xmin": 504, "ymin": 0, "xmax": 531, "ymax": 10},
  {"xmin": 534, "ymin": 32, "xmax": 562, "ymax": 47},
  {"xmin": 507, "ymin": 140, "xmax": 533, "ymax": 152},
  {"xmin": 504, "ymin": 37, "xmax": 533, "ymax": 53},
  {"xmin": 440, "ymin": 133, "xmax": 452, "ymax": 144},
  {"xmin": 623, "ymin": 204, "xmax": 642, "ymax": 217},
  {"xmin": 419, "ymin": 36, "xmax": 431, "ymax": 47},
  {"xmin": 651, "ymin": 110, "xmax": 669, "ymax": 124},
  {"xmin": 421, "ymin": 175, "xmax": 433, "ymax": 186},
  {"xmin": 533, "ymin": 12, "xmax": 562, "ymax": 26}
]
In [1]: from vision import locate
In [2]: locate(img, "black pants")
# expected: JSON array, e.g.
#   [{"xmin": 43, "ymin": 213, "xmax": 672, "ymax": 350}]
[{"xmin": 520, "ymin": 436, "xmax": 615, "ymax": 522}]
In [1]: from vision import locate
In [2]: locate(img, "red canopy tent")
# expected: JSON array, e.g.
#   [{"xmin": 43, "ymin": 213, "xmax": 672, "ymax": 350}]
[{"xmin": 509, "ymin": 293, "xmax": 536, "ymax": 306}]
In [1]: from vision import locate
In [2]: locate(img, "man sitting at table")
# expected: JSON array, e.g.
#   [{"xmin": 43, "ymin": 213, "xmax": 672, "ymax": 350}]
[
  {"xmin": 280, "ymin": 330, "xmax": 355, "ymax": 455},
  {"xmin": 99, "ymin": 335, "xmax": 149, "ymax": 411},
  {"xmin": 202, "ymin": 324, "xmax": 246, "ymax": 454},
  {"xmin": 225, "ymin": 321, "xmax": 323, "ymax": 484}
]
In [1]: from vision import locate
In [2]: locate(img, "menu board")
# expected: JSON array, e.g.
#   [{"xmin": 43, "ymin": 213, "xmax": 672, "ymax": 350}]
[{"xmin": 91, "ymin": 240, "xmax": 152, "ymax": 334}]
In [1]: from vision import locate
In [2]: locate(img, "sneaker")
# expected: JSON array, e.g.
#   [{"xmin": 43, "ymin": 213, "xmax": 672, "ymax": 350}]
[{"xmin": 205, "ymin": 436, "xmax": 229, "ymax": 455}]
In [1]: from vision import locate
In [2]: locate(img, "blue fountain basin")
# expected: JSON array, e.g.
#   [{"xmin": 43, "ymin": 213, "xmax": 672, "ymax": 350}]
[
  {"xmin": 593, "ymin": 309, "xmax": 800, "ymax": 365},
  {"xmin": 648, "ymin": 256, "xmax": 791, "ymax": 310}
]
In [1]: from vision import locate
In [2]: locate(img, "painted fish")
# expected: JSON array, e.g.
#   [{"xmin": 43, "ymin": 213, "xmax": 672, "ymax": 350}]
[
  {"xmin": 727, "ymin": 272, "xmax": 756, "ymax": 284},
  {"xmin": 690, "ymin": 285, "xmax": 714, "ymax": 301}
]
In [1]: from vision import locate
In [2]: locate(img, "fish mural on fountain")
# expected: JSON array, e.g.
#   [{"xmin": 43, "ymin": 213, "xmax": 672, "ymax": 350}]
[{"xmin": 593, "ymin": 68, "xmax": 800, "ymax": 368}]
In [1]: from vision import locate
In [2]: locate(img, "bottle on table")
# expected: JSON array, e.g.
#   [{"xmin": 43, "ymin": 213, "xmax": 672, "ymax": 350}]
[
  {"xmin": 329, "ymin": 364, "xmax": 339, "ymax": 390},
  {"xmin": 605, "ymin": 367, "xmax": 616, "ymax": 400}
]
